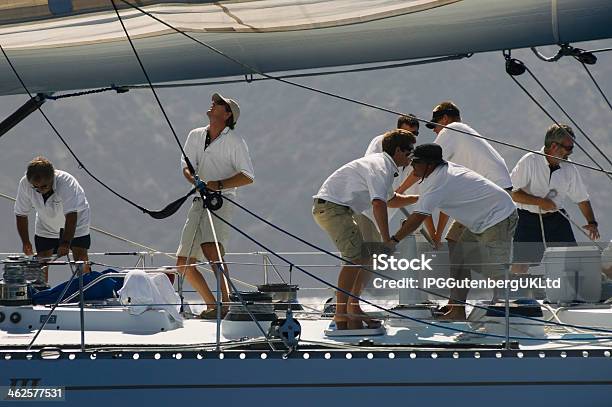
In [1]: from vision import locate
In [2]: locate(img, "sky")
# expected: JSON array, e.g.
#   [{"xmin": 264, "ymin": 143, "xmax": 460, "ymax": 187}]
[{"xmin": 0, "ymin": 39, "xmax": 610, "ymax": 287}]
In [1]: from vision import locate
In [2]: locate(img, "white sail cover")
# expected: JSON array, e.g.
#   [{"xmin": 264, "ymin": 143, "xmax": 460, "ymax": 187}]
[
  {"xmin": 2, "ymin": 0, "xmax": 460, "ymax": 49},
  {"xmin": 0, "ymin": 0, "xmax": 611, "ymax": 95}
]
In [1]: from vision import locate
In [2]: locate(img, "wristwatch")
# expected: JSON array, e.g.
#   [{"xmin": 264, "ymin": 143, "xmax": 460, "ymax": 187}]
[
  {"xmin": 391, "ymin": 235, "xmax": 400, "ymax": 243},
  {"xmin": 588, "ymin": 221, "xmax": 598, "ymax": 226}
]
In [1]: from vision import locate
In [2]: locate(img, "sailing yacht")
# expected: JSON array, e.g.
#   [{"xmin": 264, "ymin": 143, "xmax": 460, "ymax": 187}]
[{"xmin": 1, "ymin": 1, "xmax": 611, "ymax": 405}]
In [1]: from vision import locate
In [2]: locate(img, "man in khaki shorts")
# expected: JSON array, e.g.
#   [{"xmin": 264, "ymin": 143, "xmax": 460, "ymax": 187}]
[
  {"xmin": 425, "ymin": 101, "xmax": 513, "ymax": 319},
  {"xmin": 176, "ymin": 93, "xmax": 255, "ymax": 319},
  {"xmin": 313, "ymin": 129, "xmax": 417, "ymax": 331},
  {"xmin": 393, "ymin": 144, "xmax": 518, "ymax": 320}
]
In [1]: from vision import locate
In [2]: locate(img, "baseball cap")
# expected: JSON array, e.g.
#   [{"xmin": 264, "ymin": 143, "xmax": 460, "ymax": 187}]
[
  {"xmin": 425, "ymin": 101, "xmax": 460, "ymax": 129},
  {"xmin": 411, "ymin": 143, "xmax": 445, "ymax": 164},
  {"xmin": 212, "ymin": 93, "xmax": 240, "ymax": 126}
]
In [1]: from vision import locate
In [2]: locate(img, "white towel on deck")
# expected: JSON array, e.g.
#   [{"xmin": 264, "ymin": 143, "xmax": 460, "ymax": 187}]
[{"xmin": 118, "ymin": 269, "xmax": 182, "ymax": 321}]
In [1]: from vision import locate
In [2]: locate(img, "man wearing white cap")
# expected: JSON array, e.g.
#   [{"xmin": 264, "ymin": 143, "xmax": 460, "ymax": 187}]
[{"xmin": 175, "ymin": 93, "xmax": 255, "ymax": 319}]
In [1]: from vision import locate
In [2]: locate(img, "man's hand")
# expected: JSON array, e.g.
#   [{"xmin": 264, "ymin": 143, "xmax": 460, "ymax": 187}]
[
  {"xmin": 194, "ymin": 177, "xmax": 207, "ymax": 193},
  {"xmin": 431, "ymin": 232, "xmax": 442, "ymax": 251},
  {"xmin": 22, "ymin": 242, "xmax": 33, "ymax": 256},
  {"xmin": 382, "ymin": 239, "xmax": 397, "ymax": 254},
  {"xmin": 57, "ymin": 242, "xmax": 70, "ymax": 258},
  {"xmin": 538, "ymin": 198, "xmax": 557, "ymax": 211},
  {"xmin": 583, "ymin": 224, "xmax": 600, "ymax": 241}
]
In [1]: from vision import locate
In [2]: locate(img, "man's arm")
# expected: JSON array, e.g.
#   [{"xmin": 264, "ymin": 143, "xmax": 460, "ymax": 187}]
[
  {"xmin": 394, "ymin": 213, "xmax": 429, "ymax": 242},
  {"xmin": 182, "ymin": 167, "xmax": 195, "ymax": 184},
  {"xmin": 577, "ymin": 200, "xmax": 600, "ymax": 240},
  {"xmin": 387, "ymin": 193, "xmax": 418, "ymax": 208},
  {"xmin": 372, "ymin": 199, "xmax": 391, "ymax": 242},
  {"xmin": 512, "ymin": 189, "xmax": 556, "ymax": 211},
  {"xmin": 16, "ymin": 215, "xmax": 33, "ymax": 256},
  {"xmin": 395, "ymin": 171, "xmax": 419, "ymax": 194},
  {"xmin": 435, "ymin": 212, "xmax": 450, "ymax": 243},
  {"xmin": 207, "ymin": 172, "xmax": 254, "ymax": 190},
  {"xmin": 57, "ymin": 212, "xmax": 78, "ymax": 257}
]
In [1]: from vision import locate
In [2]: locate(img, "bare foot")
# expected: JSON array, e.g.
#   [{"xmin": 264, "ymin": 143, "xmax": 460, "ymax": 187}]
[{"xmin": 436, "ymin": 305, "xmax": 467, "ymax": 321}]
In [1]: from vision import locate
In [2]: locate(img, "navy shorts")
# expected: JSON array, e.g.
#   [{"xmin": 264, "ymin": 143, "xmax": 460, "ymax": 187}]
[
  {"xmin": 34, "ymin": 230, "xmax": 91, "ymax": 254},
  {"xmin": 513, "ymin": 209, "xmax": 576, "ymax": 264}
]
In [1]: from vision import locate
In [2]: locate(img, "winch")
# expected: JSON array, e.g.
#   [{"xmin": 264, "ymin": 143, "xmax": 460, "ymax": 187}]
[{"xmin": 0, "ymin": 256, "xmax": 45, "ymax": 305}]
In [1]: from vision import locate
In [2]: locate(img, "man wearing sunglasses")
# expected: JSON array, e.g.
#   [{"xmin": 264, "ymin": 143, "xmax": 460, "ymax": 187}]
[
  {"xmin": 510, "ymin": 124, "xmax": 600, "ymax": 274},
  {"xmin": 14, "ymin": 156, "xmax": 91, "ymax": 280},
  {"xmin": 313, "ymin": 129, "xmax": 417, "ymax": 331}
]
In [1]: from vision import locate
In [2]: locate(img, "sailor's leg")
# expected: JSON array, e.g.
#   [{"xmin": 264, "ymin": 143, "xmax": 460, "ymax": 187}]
[
  {"xmin": 201, "ymin": 243, "xmax": 230, "ymax": 304},
  {"xmin": 440, "ymin": 221, "xmax": 469, "ymax": 320},
  {"xmin": 70, "ymin": 246, "xmax": 91, "ymax": 274},
  {"xmin": 36, "ymin": 249, "xmax": 54, "ymax": 283},
  {"xmin": 176, "ymin": 256, "xmax": 216, "ymax": 310}
]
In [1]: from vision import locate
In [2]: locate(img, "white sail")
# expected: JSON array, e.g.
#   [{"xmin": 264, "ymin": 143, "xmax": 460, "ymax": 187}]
[{"xmin": 1, "ymin": 0, "xmax": 611, "ymax": 95}]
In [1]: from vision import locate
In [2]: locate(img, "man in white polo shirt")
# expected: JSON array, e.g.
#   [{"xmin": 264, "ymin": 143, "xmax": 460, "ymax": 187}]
[
  {"xmin": 176, "ymin": 93, "xmax": 255, "ymax": 319},
  {"xmin": 363, "ymin": 114, "xmax": 423, "ymax": 237},
  {"xmin": 392, "ymin": 144, "xmax": 518, "ymax": 320},
  {"xmin": 510, "ymin": 124, "xmax": 599, "ymax": 274},
  {"xmin": 419, "ymin": 101, "xmax": 513, "ymax": 319},
  {"xmin": 15, "ymin": 156, "xmax": 91, "ymax": 280},
  {"xmin": 313, "ymin": 129, "xmax": 417, "ymax": 331}
]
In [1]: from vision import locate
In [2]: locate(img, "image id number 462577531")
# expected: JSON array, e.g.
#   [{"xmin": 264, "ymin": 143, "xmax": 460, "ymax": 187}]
[{"xmin": 2, "ymin": 386, "xmax": 65, "ymax": 401}]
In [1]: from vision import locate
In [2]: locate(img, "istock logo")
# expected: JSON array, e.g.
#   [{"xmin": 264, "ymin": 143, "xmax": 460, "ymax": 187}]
[{"xmin": 372, "ymin": 254, "xmax": 433, "ymax": 271}]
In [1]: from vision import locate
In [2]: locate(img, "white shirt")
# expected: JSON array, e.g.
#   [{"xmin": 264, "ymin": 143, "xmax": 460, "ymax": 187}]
[
  {"xmin": 14, "ymin": 170, "xmax": 90, "ymax": 238},
  {"xmin": 412, "ymin": 162, "xmax": 516, "ymax": 234},
  {"xmin": 434, "ymin": 122, "xmax": 512, "ymax": 189},
  {"xmin": 363, "ymin": 134, "xmax": 418, "ymax": 222},
  {"xmin": 181, "ymin": 126, "xmax": 255, "ymax": 197},
  {"xmin": 314, "ymin": 152, "xmax": 398, "ymax": 214},
  {"xmin": 510, "ymin": 148, "xmax": 589, "ymax": 214}
]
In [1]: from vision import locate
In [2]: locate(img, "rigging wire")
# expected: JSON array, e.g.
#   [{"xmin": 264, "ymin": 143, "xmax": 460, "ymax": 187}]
[
  {"xmin": 503, "ymin": 55, "xmax": 612, "ymax": 182},
  {"xmin": 109, "ymin": 0, "xmax": 196, "ymax": 178},
  {"xmin": 578, "ymin": 61, "xmax": 612, "ymax": 111},
  {"xmin": 114, "ymin": 0, "xmax": 612, "ymax": 176},
  {"xmin": 124, "ymin": 53, "xmax": 473, "ymax": 90},
  {"xmin": 522, "ymin": 62, "xmax": 612, "ymax": 171},
  {"xmin": 0, "ymin": 44, "xmax": 168, "ymax": 217}
]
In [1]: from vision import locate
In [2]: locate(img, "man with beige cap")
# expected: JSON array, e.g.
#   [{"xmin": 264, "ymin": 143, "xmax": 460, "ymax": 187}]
[{"xmin": 175, "ymin": 93, "xmax": 255, "ymax": 319}]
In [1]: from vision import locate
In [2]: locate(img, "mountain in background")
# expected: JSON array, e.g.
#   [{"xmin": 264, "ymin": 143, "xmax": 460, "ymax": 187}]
[{"xmin": 0, "ymin": 42, "xmax": 610, "ymax": 285}]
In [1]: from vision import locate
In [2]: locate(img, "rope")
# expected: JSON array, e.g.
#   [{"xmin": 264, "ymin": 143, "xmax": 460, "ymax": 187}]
[
  {"xmin": 44, "ymin": 85, "xmax": 129, "ymax": 100},
  {"xmin": 115, "ymin": 0, "xmax": 612, "ymax": 176},
  {"xmin": 215, "ymin": 194, "xmax": 612, "ymax": 337}
]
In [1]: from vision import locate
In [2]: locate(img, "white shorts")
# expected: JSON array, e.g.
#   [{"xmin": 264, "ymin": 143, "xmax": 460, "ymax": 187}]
[{"xmin": 176, "ymin": 198, "xmax": 233, "ymax": 259}]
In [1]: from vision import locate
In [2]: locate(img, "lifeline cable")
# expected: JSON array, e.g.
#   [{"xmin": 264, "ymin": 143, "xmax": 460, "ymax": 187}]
[
  {"xmin": 206, "ymin": 202, "xmax": 612, "ymax": 342},
  {"xmin": 218, "ymin": 193, "xmax": 612, "ymax": 336}
]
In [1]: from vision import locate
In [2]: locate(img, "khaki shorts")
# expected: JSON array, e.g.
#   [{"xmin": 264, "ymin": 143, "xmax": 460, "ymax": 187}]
[
  {"xmin": 445, "ymin": 220, "xmax": 467, "ymax": 242},
  {"xmin": 312, "ymin": 200, "xmax": 382, "ymax": 262},
  {"xmin": 176, "ymin": 198, "xmax": 233, "ymax": 259},
  {"xmin": 458, "ymin": 211, "xmax": 519, "ymax": 279}
]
